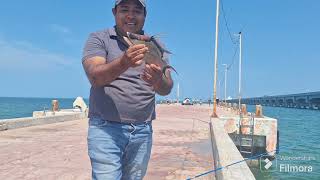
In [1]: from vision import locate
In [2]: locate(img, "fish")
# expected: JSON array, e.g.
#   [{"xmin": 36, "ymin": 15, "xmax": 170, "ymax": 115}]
[{"xmin": 123, "ymin": 32, "xmax": 177, "ymax": 77}]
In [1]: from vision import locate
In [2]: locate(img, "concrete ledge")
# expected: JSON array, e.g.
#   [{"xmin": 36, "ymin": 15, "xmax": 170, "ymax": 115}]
[
  {"xmin": 0, "ymin": 112, "xmax": 87, "ymax": 131},
  {"xmin": 219, "ymin": 115, "xmax": 278, "ymax": 156},
  {"xmin": 32, "ymin": 109, "xmax": 85, "ymax": 117},
  {"xmin": 210, "ymin": 118, "xmax": 256, "ymax": 180}
]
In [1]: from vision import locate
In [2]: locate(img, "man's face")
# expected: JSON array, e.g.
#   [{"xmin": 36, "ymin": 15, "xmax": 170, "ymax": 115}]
[{"xmin": 113, "ymin": 0, "xmax": 146, "ymax": 35}]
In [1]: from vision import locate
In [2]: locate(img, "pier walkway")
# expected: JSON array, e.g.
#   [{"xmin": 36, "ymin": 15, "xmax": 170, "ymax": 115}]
[{"xmin": 0, "ymin": 105, "xmax": 216, "ymax": 180}]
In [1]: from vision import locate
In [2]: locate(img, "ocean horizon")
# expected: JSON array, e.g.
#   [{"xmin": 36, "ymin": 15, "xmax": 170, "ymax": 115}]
[{"xmin": 0, "ymin": 97, "xmax": 88, "ymax": 120}]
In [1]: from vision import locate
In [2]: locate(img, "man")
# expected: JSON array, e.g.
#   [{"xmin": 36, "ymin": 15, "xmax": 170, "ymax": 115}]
[{"xmin": 82, "ymin": 0, "xmax": 173, "ymax": 179}]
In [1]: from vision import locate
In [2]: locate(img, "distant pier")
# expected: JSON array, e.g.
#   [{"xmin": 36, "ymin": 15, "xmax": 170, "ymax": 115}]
[{"xmin": 227, "ymin": 91, "xmax": 320, "ymax": 109}]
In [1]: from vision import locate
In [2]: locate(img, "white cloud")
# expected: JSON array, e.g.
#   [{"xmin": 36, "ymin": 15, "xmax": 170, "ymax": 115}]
[
  {"xmin": 49, "ymin": 24, "xmax": 71, "ymax": 34},
  {"xmin": 0, "ymin": 38, "xmax": 75, "ymax": 71},
  {"xmin": 48, "ymin": 24, "xmax": 80, "ymax": 45}
]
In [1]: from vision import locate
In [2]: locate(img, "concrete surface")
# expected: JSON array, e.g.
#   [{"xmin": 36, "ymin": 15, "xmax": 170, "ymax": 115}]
[
  {"xmin": 210, "ymin": 118, "xmax": 256, "ymax": 180},
  {"xmin": 145, "ymin": 104, "xmax": 215, "ymax": 180},
  {"xmin": 0, "ymin": 111, "xmax": 87, "ymax": 131},
  {"xmin": 218, "ymin": 106, "xmax": 278, "ymax": 156},
  {"xmin": 0, "ymin": 119, "xmax": 90, "ymax": 180},
  {"xmin": 0, "ymin": 104, "xmax": 216, "ymax": 180}
]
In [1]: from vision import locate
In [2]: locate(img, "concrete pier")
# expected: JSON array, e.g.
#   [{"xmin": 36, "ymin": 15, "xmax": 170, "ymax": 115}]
[
  {"xmin": 0, "ymin": 105, "xmax": 258, "ymax": 180},
  {"xmin": 227, "ymin": 91, "xmax": 320, "ymax": 109}
]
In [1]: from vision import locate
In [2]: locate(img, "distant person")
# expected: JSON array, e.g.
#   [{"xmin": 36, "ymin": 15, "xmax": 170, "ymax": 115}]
[
  {"xmin": 82, "ymin": 0, "xmax": 174, "ymax": 179},
  {"xmin": 208, "ymin": 99, "xmax": 212, "ymax": 106}
]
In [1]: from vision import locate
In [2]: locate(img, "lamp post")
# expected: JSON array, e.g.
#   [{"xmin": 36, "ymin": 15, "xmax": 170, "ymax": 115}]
[
  {"xmin": 238, "ymin": 32, "xmax": 242, "ymax": 113},
  {"xmin": 211, "ymin": 0, "xmax": 220, "ymax": 118}
]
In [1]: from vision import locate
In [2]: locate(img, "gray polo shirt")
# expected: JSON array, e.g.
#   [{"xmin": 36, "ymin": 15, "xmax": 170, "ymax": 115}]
[{"xmin": 82, "ymin": 27, "xmax": 169, "ymax": 124}]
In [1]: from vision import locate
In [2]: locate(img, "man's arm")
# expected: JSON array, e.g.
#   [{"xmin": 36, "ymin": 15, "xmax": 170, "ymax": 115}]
[
  {"xmin": 83, "ymin": 56, "xmax": 126, "ymax": 87},
  {"xmin": 83, "ymin": 44, "xmax": 148, "ymax": 87}
]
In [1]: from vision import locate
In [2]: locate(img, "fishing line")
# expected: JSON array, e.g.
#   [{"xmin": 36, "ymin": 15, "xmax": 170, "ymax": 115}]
[{"xmin": 186, "ymin": 149, "xmax": 279, "ymax": 180}]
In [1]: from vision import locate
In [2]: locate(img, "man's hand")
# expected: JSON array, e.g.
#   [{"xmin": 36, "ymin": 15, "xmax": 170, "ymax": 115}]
[
  {"xmin": 141, "ymin": 64, "xmax": 162, "ymax": 86},
  {"xmin": 120, "ymin": 44, "xmax": 148, "ymax": 68},
  {"xmin": 141, "ymin": 64, "xmax": 173, "ymax": 96}
]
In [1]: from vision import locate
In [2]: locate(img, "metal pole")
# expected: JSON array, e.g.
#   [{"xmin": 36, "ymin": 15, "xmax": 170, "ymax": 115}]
[
  {"xmin": 212, "ymin": 0, "xmax": 220, "ymax": 118},
  {"xmin": 223, "ymin": 64, "xmax": 228, "ymax": 104},
  {"xmin": 238, "ymin": 32, "xmax": 242, "ymax": 113}
]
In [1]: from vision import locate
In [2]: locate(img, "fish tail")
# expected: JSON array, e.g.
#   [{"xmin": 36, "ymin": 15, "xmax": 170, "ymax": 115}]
[
  {"xmin": 163, "ymin": 49, "xmax": 172, "ymax": 54},
  {"xmin": 150, "ymin": 38, "xmax": 172, "ymax": 56},
  {"xmin": 162, "ymin": 65, "xmax": 178, "ymax": 77}
]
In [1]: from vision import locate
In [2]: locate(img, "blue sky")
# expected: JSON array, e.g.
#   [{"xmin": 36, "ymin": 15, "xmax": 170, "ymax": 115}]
[{"xmin": 0, "ymin": 0, "xmax": 319, "ymax": 100}]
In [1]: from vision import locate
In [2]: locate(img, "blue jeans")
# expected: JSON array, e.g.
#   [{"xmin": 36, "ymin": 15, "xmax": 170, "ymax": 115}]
[{"xmin": 87, "ymin": 117, "xmax": 153, "ymax": 180}]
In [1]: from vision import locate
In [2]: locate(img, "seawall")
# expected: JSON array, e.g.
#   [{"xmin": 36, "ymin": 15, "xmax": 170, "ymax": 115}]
[{"xmin": 0, "ymin": 109, "xmax": 87, "ymax": 131}]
